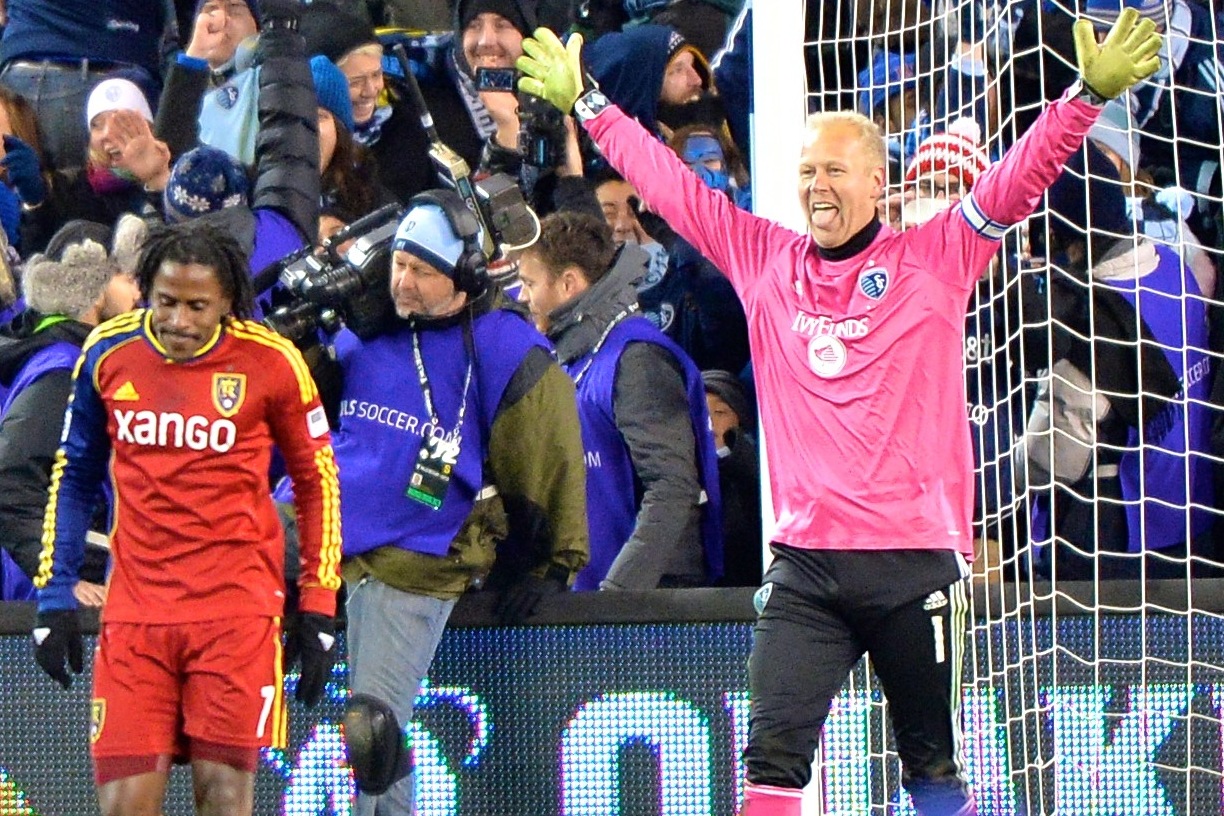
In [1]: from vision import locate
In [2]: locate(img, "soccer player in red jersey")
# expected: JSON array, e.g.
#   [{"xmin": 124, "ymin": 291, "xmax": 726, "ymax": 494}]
[{"xmin": 31, "ymin": 221, "xmax": 342, "ymax": 816}]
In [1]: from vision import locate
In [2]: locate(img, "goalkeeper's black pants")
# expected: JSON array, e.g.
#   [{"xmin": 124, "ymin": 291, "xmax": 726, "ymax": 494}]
[{"xmin": 744, "ymin": 545, "xmax": 975, "ymax": 816}]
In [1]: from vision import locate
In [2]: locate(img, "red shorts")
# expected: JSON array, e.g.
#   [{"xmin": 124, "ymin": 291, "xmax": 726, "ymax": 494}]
[{"xmin": 90, "ymin": 617, "xmax": 285, "ymax": 782}]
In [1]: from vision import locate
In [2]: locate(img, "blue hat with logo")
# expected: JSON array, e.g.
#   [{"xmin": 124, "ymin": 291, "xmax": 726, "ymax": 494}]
[
  {"xmin": 393, "ymin": 204, "xmax": 467, "ymax": 279},
  {"xmin": 856, "ymin": 52, "xmax": 917, "ymax": 117}
]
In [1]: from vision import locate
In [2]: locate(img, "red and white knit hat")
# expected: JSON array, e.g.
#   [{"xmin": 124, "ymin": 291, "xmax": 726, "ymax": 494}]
[{"xmin": 903, "ymin": 118, "xmax": 991, "ymax": 190}]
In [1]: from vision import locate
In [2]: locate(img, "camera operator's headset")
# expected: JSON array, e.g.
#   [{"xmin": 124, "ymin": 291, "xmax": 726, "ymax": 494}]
[{"xmin": 405, "ymin": 189, "xmax": 487, "ymax": 296}]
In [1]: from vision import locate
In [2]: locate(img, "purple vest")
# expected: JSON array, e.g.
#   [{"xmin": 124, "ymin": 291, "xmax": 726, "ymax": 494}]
[
  {"xmin": 333, "ymin": 309, "xmax": 547, "ymax": 558},
  {"xmin": 0, "ymin": 339, "xmax": 81, "ymax": 600},
  {"xmin": 1103, "ymin": 247, "xmax": 1214, "ymax": 552},
  {"xmin": 564, "ymin": 316, "xmax": 723, "ymax": 590}
]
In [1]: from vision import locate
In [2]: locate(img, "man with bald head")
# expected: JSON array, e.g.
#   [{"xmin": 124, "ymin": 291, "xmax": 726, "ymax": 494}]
[{"xmin": 516, "ymin": 9, "xmax": 1164, "ymax": 815}]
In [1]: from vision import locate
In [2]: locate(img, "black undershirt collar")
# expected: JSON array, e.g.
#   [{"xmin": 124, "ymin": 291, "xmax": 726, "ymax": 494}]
[{"xmin": 815, "ymin": 216, "xmax": 883, "ymax": 262}]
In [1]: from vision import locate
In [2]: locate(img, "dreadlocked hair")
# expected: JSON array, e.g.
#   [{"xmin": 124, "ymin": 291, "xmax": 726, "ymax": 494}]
[{"xmin": 135, "ymin": 220, "xmax": 256, "ymax": 319}]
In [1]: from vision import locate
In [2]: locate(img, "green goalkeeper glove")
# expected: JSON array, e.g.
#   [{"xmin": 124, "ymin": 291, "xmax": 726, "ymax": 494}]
[
  {"xmin": 516, "ymin": 28, "xmax": 588, "ymax": 115},
  {"xmin": 1073, "ymin": 6, "xmax": 1162, "ymax": 101}
]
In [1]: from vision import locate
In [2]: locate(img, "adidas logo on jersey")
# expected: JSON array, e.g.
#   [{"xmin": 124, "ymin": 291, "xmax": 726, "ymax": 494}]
[
  {"xmin": 113, "ymin": 409, "xmax": 237, "ymax": 453},
  {"xmin": 112, "ymin": 381, "xmax": 140, "ymax": 402},
  {"xmin": 923, "ymin": 590, "xmax": 948, "ymax": 611}
]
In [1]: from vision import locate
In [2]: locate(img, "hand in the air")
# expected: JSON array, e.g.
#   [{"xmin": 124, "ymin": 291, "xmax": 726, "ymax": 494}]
[
  {"xmin": 1074, "ymin": 6, "xmax": 1162, "ymax": 101},
  {"xmin": 516, "ymin": 28, "xmax": 587, "ymax": 115}
]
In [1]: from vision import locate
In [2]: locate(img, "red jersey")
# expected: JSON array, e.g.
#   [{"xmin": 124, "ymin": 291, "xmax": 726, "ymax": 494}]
[{"xmin": 36, "ymin": 310, "xmax": 341, "ymax": 622}]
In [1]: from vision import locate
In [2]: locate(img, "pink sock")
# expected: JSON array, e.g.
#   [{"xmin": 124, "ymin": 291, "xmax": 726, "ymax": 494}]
[{"xmin": 740, "ymin": 783, "xmax": 803, "ymax": 816}]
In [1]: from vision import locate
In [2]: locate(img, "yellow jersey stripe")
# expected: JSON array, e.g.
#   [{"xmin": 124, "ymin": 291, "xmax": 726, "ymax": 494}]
[
  {"xmin": 34, "ymin": 448, "xmax": 69, "ymax": 589},
  {"xmin": 271, "ymin": 622, "xmax": 287, "ymax": 750},
  {"xmin": 229, "ymin": 322, "xmax": 317, "ymax": 401},
  {"xmin": 312, "ymin": 445, "xmax": 344, "ymax": 591},
  {"xmin": 86, "ymin": 311, "xmax": 142, "ymax": 341},
  {"xmin": 40, "ymin": 312, "xmax": 142, "ymax": 589},
  {"xmin": 82, "ymin": 311, "xmax": 143, "ymax": 353},
  {"xmin": 228, "ymin": 322, "xmax": 318, "ymax": 405},
  {"xmin": 91, "ymin": 336, "xmax": 143, "ymax": 394}
]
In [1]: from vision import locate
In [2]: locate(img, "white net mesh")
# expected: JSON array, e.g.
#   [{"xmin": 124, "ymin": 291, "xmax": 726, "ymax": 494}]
[{"xmin": 792, "ymin": 0, "xmax": 1224, "ymax": 812}]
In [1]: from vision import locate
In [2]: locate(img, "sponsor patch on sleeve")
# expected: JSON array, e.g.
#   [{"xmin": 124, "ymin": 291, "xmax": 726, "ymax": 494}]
[{"xmin": 307, "ymin": 406, "xmax": 329, "ymax": 439}]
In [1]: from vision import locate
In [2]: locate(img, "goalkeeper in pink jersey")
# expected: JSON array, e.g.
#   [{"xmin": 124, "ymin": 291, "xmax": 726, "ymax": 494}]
[{"xmin": 516, "ymin": 10, "xmax": 1162, "ymax": 816}]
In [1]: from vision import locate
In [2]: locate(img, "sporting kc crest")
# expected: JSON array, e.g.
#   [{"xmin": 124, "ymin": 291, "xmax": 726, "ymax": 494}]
[
  {"xmin": 858, "ymin": 267, "xmax": 889, "ymax": 300},
  {"xmin": 91, "ymin": 699, "xmax": 106, "ymax": 743},
  {"xmin": 212, "ymin": 373, "xmax": 247, "ymax": 418}
]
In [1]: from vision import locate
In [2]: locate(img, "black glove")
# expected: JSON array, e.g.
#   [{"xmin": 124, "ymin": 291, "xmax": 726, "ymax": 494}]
[
  {"xmin": 32, "ymin": 609, "xmax": 83, "ymax": 689},
  {"xmin": 285, "ymin": 612, "xmax": 336, "ymax": 707},
  {"xmin": 2, "ymin": 135, "xmax": 46, "ymax": 206},
  {"xmin": 495, "ymin": 572, "xmax": 566, "ymax": 625}
]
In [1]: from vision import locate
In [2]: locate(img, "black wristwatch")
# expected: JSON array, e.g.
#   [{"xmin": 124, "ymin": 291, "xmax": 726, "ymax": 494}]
[
  {"xmin": 1069, "ymin": 78, "xmax": 1108, "ymax": 107},
  {"xmin": 574, "ymin": 87, "xmax": 612, "ymax": 123}
]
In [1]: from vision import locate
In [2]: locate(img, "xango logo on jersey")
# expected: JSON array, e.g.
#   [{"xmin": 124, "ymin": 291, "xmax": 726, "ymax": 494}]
[{"xmin": 858, "ymin": 267, "xmax": 889, "ymax": 300}]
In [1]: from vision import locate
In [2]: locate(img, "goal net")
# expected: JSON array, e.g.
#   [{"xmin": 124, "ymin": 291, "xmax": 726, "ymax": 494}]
[{"xmin": 781, "ymin": 0, "xmax": 1224, "ymax": 812}]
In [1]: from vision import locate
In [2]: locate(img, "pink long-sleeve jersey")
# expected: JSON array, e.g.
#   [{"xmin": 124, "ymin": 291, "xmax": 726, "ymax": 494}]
[{"xmin": 584, "ymin": 88, "xmax": 1102, "ymax": 557}]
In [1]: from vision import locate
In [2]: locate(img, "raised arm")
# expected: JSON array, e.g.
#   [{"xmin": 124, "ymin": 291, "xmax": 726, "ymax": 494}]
[
  {"xmin": 516, "ymin": 28, "xmax": 793, "ymax": 296},
  {"xmin": 917, "ymin": 7, "xmax": 1164, "ymax": 289},
  {"xmin": 250, "ymin": 0, "xmax": 320, "ymax": 243}
]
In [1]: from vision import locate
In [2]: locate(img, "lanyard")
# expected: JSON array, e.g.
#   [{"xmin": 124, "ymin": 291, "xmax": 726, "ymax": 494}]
[
  {"xmin": 411, "ymin": 328, "xmax": 474, "ymax": 439},
  {"xmin": 571, "ymin": 306, "xmax": 636, "ymax": 385}
]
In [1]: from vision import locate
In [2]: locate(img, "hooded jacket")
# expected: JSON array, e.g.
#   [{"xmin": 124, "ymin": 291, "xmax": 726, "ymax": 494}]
[
  {"xmin": 548, "ymin": 245, "xmax": 723, "ymax": 589},
  {"xmin": 0, "ymin": 312, "xmax": 108, "ymax": 587},
  {"xmin": 586, "ymin": 25, "xmax": 710, "ymax": 136}
]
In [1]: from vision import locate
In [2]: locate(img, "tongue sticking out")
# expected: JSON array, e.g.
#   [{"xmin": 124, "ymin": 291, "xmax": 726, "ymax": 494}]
[{"xmin": 810, "ymin": 203, "xmax": 839, "ymax": 231}]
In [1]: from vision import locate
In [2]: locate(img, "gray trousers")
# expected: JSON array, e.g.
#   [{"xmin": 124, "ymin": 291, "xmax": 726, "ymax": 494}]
[{"xmin": 347, "ymin": 575, "xmax": 457, "ymax": 816}]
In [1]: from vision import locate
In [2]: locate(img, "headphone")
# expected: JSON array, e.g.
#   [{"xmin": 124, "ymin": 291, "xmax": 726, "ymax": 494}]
[{"xmin": 404, "ymin": 189, "xmax": 487, "ymax": 295}]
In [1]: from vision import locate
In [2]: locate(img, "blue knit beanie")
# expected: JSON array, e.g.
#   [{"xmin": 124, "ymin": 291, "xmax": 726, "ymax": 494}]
[
  {"xmin": 392, "ymin": 205, "xmax": 467, "ymax": 279},
  {"xmin": 164, "ymin": 146, "xmax": 251, "ymax": 223},
  {"xmin": 311, "ymin": 55, "xmax": 354, "ymax": 133}
]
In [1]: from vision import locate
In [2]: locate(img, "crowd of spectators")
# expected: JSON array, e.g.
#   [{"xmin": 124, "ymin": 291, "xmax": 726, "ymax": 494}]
[{"xmin": 1, "ymin": 0, "xmax": 1222, "ymax": 607}]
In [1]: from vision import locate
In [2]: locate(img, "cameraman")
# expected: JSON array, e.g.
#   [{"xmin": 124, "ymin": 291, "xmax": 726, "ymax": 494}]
[{"xmin": 309, "ymin": 191, "xmax": 589, "ymax": 815}]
